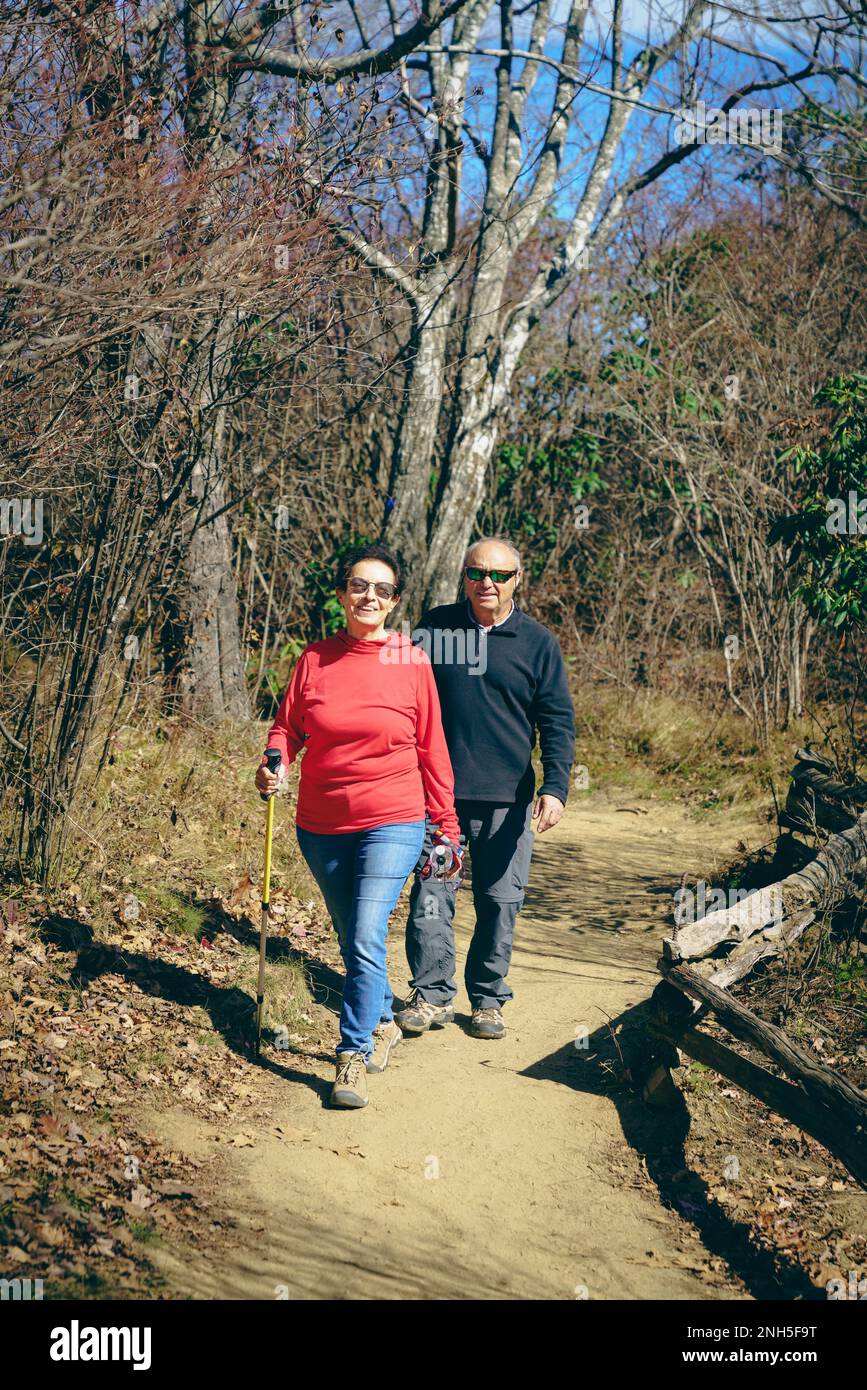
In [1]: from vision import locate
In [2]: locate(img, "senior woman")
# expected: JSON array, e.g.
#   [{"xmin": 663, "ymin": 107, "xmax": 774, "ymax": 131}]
[{"xmin": 255, "ymin": 544, "xmax": 462, "ymax": 1109}]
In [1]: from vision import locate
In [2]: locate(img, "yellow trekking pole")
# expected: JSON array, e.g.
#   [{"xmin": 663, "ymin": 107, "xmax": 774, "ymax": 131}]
[{"xmin": 256, "ymin": 747, "xmax": 282, "ymax": 1058}]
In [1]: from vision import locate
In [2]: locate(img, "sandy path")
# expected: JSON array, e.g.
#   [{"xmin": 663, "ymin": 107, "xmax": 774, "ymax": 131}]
[{"xmin": 150, "ymin": 796, "xmax": 757, "ymax": 1300}]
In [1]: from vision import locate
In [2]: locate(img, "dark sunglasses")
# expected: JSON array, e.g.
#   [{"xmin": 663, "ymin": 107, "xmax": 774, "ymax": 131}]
[
  {"xmin": 464, "ymin": 565, "xmax": 518, "ymax": 584},
  {"xmin": 346, "ymin": 577, "xmax": 399, "ymax": 600}
]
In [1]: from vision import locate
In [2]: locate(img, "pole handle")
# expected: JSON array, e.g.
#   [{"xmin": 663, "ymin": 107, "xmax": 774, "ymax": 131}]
[{"xmin": 259, "ymin": 746, "xmax": 282, "ymax": 801}]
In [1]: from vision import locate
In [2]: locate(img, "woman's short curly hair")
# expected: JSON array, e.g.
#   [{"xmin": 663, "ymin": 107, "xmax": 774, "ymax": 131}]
[{"xmin": 335, "ymin": 544, "xmax": 403, "ymax": 594}]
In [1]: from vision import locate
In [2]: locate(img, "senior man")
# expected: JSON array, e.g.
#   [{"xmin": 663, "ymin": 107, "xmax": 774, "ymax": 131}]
[{"xmin": 396, "ymin": 537, "xmax": 575, "ymax": 1040}]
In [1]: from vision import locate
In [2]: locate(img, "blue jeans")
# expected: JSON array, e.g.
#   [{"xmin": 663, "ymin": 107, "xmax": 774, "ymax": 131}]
[{"xmin": 296, "ymin": 820, "xmax": 426, "ymax": 1059}]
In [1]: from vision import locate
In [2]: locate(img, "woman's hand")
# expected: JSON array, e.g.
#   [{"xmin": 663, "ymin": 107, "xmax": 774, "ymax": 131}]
[
  {"xmin": 444, "ymin": 852, "xmax": 464, "ymax": 881},
  {"xmin": 255, "ymin": 763, "xmax": 287, "ymax": 797},
  {"xmin": 419, "ymin": 831, "xmax": 464, "ymax": 882}
]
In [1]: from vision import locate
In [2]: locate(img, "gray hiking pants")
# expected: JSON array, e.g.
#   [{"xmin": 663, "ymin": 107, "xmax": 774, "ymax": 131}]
[{"xmin": 405, "ymin": 800, "xmax": 534, "ymax": 1010}]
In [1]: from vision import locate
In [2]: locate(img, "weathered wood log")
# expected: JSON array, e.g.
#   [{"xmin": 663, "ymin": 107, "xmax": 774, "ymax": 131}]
[
  {"xmin": 648, "ymin": 1016, "xmax": 867, "ymax": 1188},
  {"xmin": 786, "ymin": 785, "xmax": 859, "ymax": 834},
  {"xmin": 664, "ymin": 810, "xmax": 867, "ymax": 962},
  {"xmin": 648, "ymin": 765, "xmax": 867, "ymax": 1181},
  {"xmin": 642, "ymin": 1062, "xmax": 682, "ymax": 1109},
  {"xmin": 659, "ymin": 961, "xmax": 867, "ymax": 1131},
  {"xmin": 787, "ymin": 809, "xmax": 867, "ymax": 900},
  {"xmin": 791, "ymin": 761, "xmax": 867, "ymax": 806},
  {"xmin": 664, "ymin": 885, "xmax": 784, "ymax": 961},
  {"xmin": 785, "ymin": 754, "xmax": 867, "ymax": 833},
  {"xmin": 707, "ymin": 908, "xmax": 816, "ymax": 990},
  {"xmin": 792, "ymin": 746, "xmax": 836, "ymax": 773}
]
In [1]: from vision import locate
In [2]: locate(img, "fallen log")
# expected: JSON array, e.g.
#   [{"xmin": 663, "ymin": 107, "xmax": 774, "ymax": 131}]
[
  {"xmin": 647, "ymin": 1012, "xmax": 867, "ymax": 1188},
  {"xmin": 647, "ymin": 780, "xmax": 867, "ymax": 1187},
  {"xmin": 707, "ymin": 907, "xmax": 816, "ymax": 990},
  {"xmin": 659, "ymin": 961, "xmax": 867, "ymax": 1131},
  {"xmin": 664, "ymin": 810, "xmax": 867, "ymax": 962},
  {"xmin": 784, "ymin": 750, "xmax": 867, "ymax": 834}
]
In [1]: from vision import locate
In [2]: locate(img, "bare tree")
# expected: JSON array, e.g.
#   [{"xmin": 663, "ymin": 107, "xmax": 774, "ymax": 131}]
[
  {"xmin": 0, "ymin": 5, "xmax": 356, "ymax": 876},
  {"xmin": 481, "ymin": 188, "xmax": 866, "ymax": 738},
  {"xmin": 251, "ymin": 0, "xmax": 864, "ymax": 609}
]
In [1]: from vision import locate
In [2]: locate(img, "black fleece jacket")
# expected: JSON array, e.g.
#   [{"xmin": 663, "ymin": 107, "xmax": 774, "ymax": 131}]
[{"xmin": 412, "ymin": 601, "xmax": 575, "ymax": 805}]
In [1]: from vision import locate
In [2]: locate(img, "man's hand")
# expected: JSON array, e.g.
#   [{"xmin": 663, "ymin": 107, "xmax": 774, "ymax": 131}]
[{"xmin": 533, "ymin": 794, "xmax": 564, "ymax": 833}]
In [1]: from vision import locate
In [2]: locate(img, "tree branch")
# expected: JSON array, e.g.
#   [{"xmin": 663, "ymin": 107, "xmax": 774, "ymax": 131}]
[{"xmin": 227, "ymin": 0, "xmax": 476, "ymax": 81}]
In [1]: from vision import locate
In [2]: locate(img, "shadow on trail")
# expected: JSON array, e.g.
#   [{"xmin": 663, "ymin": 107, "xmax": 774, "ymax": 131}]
[
  {"xmin": 518, "ymin": 836, "xmax": 677, "ymax": 975},
  {"xmin": 39, "ymin": 914, "xmax": 267, "ymax": 1055},
  {"xmin": 160, "ymin": 1189, "xmax": 532, "ymax": 1301},
  {"xmin": 521, "ymin": 1006, "xmax": 822, "ymax": 1301},
  {"xmin": 210, "ymin": 907, "xmax": 346, "ymax": 1018},
  {"xmin": 35, "ymin": 912, "xmax": 398, "ymax": 1109},
  {"xmin": 37, "ymin": 914, "xmax": 340, "ymax": 1101},
  {"xmin": 253, "ymin": 1053, "xmax": 334, "ymax": 1104}
]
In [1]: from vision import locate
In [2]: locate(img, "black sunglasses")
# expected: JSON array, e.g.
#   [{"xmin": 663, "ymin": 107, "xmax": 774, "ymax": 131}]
[{"xmin": 464, "ymin": 565, "xmax": 518, "ymax": 584}]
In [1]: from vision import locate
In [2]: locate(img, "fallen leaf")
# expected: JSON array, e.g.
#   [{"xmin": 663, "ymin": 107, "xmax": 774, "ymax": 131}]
[
  {"xmin": 77, "ymin": 1067, "xmax": 107, "ymax": 1089},
  {"xmin": 38, "ymin": 1223, "xmax": 66, "ymax": 1247}
]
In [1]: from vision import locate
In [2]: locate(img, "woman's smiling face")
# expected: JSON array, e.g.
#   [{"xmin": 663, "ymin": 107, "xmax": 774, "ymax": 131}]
[{"xmin": 338, "ymin": 559, "xmax": 401, "ymax": 636}]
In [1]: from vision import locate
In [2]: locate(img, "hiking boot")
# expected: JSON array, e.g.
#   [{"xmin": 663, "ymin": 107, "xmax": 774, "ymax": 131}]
[
  {"xmin": 394, "ymin": 990, "xmax": 455, "ymax": 1035},
  {"xmin": 367, "ymin": 1020, "xmax": 402, "ymax": 1073},
  {"xmin": 331, "ymin": 1051, "xmax": 369, "ymax": 1108},
  {"xmin": 469, "ymin": 1006, "xmax": 506, "ymax": 1040}
]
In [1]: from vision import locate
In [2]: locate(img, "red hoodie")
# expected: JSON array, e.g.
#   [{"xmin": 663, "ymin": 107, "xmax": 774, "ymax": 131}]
[{"xmin": 264, "ymin": 629, "xmax": 460, "ymax": 840}]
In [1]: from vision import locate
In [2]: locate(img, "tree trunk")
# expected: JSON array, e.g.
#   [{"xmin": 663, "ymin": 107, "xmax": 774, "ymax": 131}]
[
  {"xmin": 383, "ymin": 268, "xmax": 456, "ymax": 615},
  {"xmin": 184, "ymin": 422, "xmax": 249, "ymax": 722},
  {"xmin": 180, "ymin": 2, "xmax": 249, "ymax": 721}
]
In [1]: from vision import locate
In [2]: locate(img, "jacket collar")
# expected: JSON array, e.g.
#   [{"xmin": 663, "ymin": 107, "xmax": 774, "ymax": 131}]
[{"xmin": 464, "ymin": 598, "xmax": 521, "ymax": 635}]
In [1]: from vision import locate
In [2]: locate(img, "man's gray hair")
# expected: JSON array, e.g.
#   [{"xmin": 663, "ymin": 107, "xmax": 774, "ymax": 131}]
[{"xmin": 463, "ymin": 535, "xmax": 522, "ymax": 571}]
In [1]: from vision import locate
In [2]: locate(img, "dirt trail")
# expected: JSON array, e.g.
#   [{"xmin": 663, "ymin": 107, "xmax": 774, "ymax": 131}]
[{"xmin": 149, "ymin": 796, "xmax": 759, "ymax": 1300}]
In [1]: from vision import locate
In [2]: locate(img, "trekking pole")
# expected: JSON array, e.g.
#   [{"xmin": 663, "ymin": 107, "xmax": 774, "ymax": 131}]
[{"xmin": 255, "ymin": 747, "xmax": 282, "ymax": 1059}]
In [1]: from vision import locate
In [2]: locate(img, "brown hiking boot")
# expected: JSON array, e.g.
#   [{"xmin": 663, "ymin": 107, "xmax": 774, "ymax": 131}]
[
  {"xmin": 367, "ymin": 1020, "xmax": 402, "ymax": 1073},
  {"xmin": 394, "ymin": 990, "xmax": 455, "ymax": 1035},
  {"xmin": 469, "ymin": 1006, "xmax": 506, "ymax": 1040},
  {"xmin": 331, "ymin": 1051, "xmax": 369, "ymax": 1108}
]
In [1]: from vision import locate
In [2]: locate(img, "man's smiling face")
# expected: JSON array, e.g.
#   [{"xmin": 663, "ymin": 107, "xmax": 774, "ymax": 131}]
[{"xmin": 462, "ymin": 541, "xmax": 520, "ymax": 627}]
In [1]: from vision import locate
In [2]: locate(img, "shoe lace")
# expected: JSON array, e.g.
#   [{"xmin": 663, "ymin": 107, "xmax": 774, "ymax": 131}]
[
  {"xmin": 336, "ymin": 1052, "xmax": 366, "ymax": 1085},
  {"xmin": 405, "ymin": 989, "xmax": 430, "ymax": 1013},
  {"xmin": 475, "ymin": 1007, "xmax": 501, "ymax": 1021}
]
